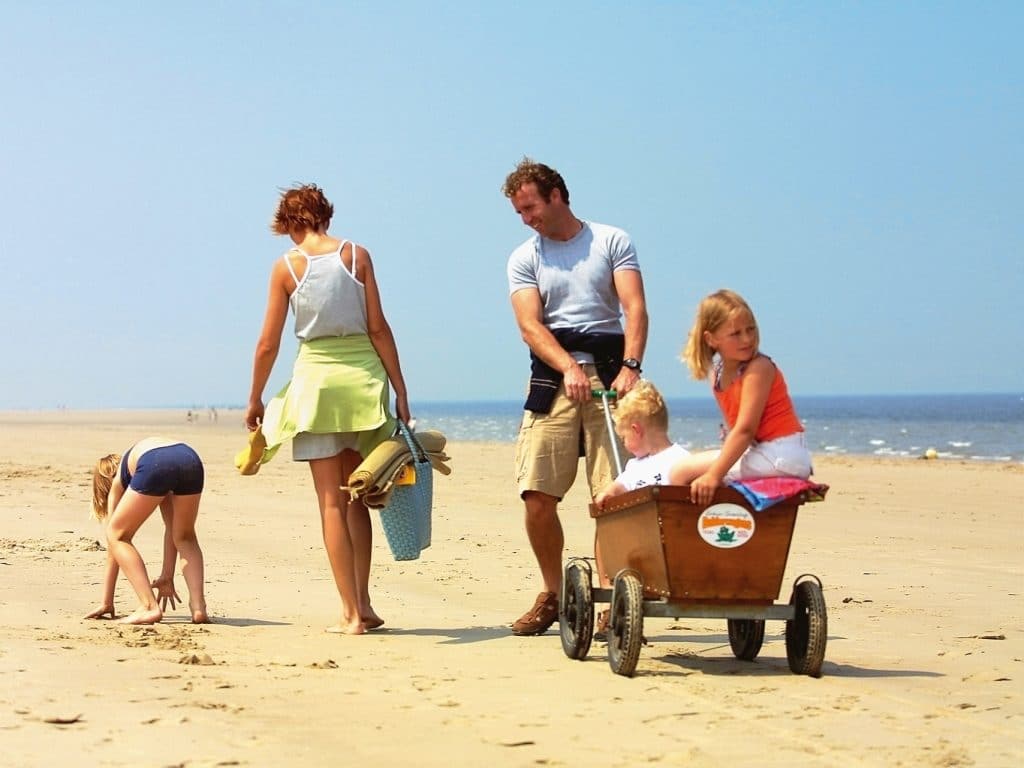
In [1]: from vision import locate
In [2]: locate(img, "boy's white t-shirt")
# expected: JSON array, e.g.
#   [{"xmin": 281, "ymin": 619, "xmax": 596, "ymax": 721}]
[{"xmin": 616, "ymin": 443, "xmax": 690, "ymax": 490}]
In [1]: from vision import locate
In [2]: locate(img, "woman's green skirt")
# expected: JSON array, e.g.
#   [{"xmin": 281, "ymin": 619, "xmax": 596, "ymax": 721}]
[{"xmin": 259, "ymin": 335, "xmax": 396, "ymax": 464}]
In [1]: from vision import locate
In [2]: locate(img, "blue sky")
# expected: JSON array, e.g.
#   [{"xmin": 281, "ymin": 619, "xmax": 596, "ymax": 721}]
[{"xmin": 1, "ymin": 2, "xmax": 1020, "ymax": 409}]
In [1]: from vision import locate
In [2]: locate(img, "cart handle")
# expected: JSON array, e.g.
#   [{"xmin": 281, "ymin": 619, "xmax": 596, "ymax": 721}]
[{"xmin": 592, "ymin": 389, "xmax": 624, "ymax": 475}]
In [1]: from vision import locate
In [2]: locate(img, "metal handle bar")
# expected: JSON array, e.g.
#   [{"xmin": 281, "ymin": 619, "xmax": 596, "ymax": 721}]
[{"xmin": 592, "ymin": 389, "xmax": 623, "ymax": 475}]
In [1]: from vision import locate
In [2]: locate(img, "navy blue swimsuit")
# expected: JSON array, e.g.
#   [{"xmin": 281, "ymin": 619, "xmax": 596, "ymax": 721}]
[{"xmin": 119, "ymin": 443, "xmax": 205, "ymax": 496}]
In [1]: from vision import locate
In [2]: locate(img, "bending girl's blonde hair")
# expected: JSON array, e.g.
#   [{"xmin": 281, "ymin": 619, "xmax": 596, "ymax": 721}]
[
  {"xmin": 91, "ymin": 454, "xmax": 121, "ymax": 521},
  {"xmin": 682, "ymin": 289, "xmax": 757, "ymax": 380}
]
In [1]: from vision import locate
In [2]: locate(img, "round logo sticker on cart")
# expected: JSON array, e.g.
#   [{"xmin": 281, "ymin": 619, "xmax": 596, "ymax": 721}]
[{"xmin": 697, "ymin": 503, "xmax": 755, "ymax": 548}]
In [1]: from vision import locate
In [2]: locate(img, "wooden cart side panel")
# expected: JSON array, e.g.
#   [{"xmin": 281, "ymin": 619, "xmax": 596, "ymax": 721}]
[
  {"xmin": 659, "ymin": 500, "xmax": 798, "ymax": 600},
  {"xmin": 593, "ymin": 499, "xmax": 671, "ymax": 597},
  {"xmin": 593, "ymin": 486, "xmax": 801, "ymax": 602}
]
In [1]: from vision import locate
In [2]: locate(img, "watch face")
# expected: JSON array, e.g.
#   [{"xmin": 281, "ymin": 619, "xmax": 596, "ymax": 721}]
[{"xmin": 624, "ymin": 358, "xmax": 641, "ymax": 370}]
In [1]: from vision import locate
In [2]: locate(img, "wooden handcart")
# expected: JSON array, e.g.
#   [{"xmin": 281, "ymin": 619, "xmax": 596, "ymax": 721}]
[{"xmin": 558, "ymin": 392, "xmax": 828, "ymax": 677}]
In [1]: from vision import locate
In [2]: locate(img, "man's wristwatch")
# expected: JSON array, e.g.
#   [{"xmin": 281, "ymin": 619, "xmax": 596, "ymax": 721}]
[{"xmin": 622, "ymin": 358, "xmax": 642, "ymax": 373}]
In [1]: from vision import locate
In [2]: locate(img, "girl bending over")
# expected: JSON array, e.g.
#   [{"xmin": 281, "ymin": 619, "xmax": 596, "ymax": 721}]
[{"xmin": 87, "ymin": 438, "xmax": 208, "ymax": 624}]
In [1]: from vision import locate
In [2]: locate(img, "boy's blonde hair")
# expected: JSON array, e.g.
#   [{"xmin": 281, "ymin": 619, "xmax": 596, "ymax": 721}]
[
  {"xmin": 91, "ymin": 454, "xmax": 121, "ymax": 521},
  {"xmin": 682, "ymin": 289, "xmax": 757, "ymax": 381},
  {"xmin": 613, "ymin": 380, "xmax": 669, "ymax": 433}
]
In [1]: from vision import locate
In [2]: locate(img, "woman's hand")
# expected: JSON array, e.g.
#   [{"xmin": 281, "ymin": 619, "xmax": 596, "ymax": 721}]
[
  {"xmin": 84, "ymin": 604, "xmax": 116, "ymax": 620},
  {"xmin": 395, "ymin": 393, "xmax": 411, "ymax": 424},
  {"xmin": 689, "ymin": 471, "xmax": 721, "ymax": 506},
  {"xmin": 245, "ymin": 400, "xmax": 264, "ymax": 432},
  {"xmin": 151, "ymin": 576, "xmax": 180, "ymax": 612}
]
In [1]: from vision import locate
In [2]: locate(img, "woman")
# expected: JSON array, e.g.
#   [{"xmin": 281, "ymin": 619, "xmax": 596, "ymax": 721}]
[{"xmin": 247, "ymin": 183, "xmax": 410, "ymax": 635}]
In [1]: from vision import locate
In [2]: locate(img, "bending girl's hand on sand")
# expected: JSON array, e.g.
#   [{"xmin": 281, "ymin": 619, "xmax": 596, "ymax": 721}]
[
  {"xmin": 151, "ymin": 576, "xmax": 180, "ymax": 612},
  {"xmin": 84, "ymin": 604, "xmax": 116, "ymax": 620}
]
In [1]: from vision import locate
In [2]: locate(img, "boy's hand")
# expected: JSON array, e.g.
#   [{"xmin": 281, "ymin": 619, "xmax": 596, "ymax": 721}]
[
  {"xmin": 151, "ymin": 576, "xmax": 181, "ymax": 612},
  {"xmin": 84, "ymin": 604, "xmax": 116, "ymax": 620}
]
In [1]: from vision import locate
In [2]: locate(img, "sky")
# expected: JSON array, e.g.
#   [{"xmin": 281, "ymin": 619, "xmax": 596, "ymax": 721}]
[{"xmin": 1, "ymin": 2, "xmax": 1021, "ymax": 409}]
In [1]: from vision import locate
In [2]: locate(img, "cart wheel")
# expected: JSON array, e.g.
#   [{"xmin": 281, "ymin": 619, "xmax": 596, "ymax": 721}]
[
  {"xmin": 727, "ymin": 619, "xmax": 766, "ymax": 661},
  {"xmin": 785, "ymin": 579, "xmax": 828, "ymax": 677},
  {"xmin": 559, "ymin": 560, "xmax": 594, "ymax": 660},
  {"xmin": 607, "ymin": 571, "xmax": 644, "ymax": 677}
]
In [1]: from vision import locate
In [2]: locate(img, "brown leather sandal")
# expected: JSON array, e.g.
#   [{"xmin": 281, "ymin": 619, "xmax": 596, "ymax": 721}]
[{"xmin": 511, "ymin": 591, "xmax": 559, "ymax": 635}]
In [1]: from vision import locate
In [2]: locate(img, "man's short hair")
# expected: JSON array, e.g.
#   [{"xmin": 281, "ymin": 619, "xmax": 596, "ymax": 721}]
[{"xmin": 502, "ymin": 157, "xmax": 570, "ymax": 204}]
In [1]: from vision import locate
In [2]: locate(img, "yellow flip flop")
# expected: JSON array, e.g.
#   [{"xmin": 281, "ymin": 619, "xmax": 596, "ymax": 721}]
[{"xmin": 234, "ymin": 427, "xmax": 267, "ymax": 475}]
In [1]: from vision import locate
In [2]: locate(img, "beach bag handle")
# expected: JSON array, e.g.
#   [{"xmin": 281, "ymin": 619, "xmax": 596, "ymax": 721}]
[{"xmin": 396, "ymin": 419, "xmax": 427, "ymax": 464}]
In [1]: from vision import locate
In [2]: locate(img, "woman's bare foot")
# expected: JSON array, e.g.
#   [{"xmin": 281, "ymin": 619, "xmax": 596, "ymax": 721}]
[
  {"xmin": 361, "ymin": 607, "xmax": 384, "ymax": 630},
  {"xmin": 119, "ymin": 606, "xmax": 162, "ymax": 625},
  {"xmin": 84, "ymin": 605, "xmax": 116, "ymax": 620},
  {"xmin": 325, "ymin": 616, "xmax": 366, "ymax": 635}
]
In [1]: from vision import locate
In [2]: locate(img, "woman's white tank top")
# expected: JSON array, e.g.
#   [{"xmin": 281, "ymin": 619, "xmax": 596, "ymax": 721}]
[{"xmin": 285, "ymin": 240, "xmax": 368, "ymax": 341}]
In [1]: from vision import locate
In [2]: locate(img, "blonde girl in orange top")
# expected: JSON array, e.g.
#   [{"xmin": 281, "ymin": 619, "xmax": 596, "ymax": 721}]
[{"xmin": 669, "ymin": 289, "xmax": 812, "ymax": 505}]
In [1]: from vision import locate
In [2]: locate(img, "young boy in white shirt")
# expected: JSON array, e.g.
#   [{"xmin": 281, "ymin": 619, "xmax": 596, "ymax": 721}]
[{"xmin": 594, "ymin": 380, "xmax": 689, "ymax": 509}]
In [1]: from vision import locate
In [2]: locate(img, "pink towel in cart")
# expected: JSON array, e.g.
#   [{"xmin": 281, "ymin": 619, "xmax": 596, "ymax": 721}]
[{"xmin": 727, "ymin": 477, "xmax": 829, "ymax": 511}]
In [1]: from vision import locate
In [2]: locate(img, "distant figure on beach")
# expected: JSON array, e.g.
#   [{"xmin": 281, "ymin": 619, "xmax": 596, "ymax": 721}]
[
  {"xmin": 669, "ymin": 290, "xmax": 813, "ymax": 505},
  {"xmin": 502, "ymin": 157, "xmax": 648, "ymax": 636},
  {"xmin": 593, "ymin": 381, "xmax": 689, "ymax": 508},
  {"xmin": 86, "ymin": 438, "xmax": 208, "ymax": 624},
  {"xmin": 245, "ymin": 183, "xmax": 410, "ymax": 635}
]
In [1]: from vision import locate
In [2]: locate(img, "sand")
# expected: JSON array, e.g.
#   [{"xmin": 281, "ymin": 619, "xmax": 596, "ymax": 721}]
[{"xmin": 1, "ymin": 409, "xmax": 1021, "ymax": 767}]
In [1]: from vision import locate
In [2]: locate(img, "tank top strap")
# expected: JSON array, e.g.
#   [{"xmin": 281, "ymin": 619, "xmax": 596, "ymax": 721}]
[
  {"xmin": 338, "ymin": 239, "xmax": 357, "ymax": 278},
  {"xmin": 282, "ymin": 248, "xmax": 308, "ymax": 284}
]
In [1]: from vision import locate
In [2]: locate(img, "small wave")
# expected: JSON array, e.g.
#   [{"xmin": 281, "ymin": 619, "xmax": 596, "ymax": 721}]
[
  {"xmin": 869, "ymin": 439, "xmax": 886, "ymax": 446},
  {"xmin": 874, "ymin": 447, "xmax": 911, "ymax": 457},
  {"xmin": 948, "ymin": 441, "xmax": 972, "ymax": 448}
]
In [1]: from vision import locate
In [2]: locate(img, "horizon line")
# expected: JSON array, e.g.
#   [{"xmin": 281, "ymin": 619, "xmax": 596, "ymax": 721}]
[{"xmin": 2, "ymin": 391, "xmax": 1021, "ymax": 412}]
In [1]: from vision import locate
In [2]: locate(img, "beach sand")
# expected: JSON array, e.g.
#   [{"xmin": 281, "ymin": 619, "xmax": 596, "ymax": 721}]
[{"xmin": 1, "ymin": 410, "xmax": 1021, "ymax": 767}]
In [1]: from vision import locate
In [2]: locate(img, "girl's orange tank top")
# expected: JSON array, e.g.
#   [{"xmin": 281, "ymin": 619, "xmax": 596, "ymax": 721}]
[{"xmin": 713, "ymin": 357, "xmax": 803, "ymax": 442}]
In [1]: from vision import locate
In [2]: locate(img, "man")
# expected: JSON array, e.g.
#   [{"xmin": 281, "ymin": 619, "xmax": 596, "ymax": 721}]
[{"xmin": 503, "ymin": 158, "xmax": 649, "ymax": 635}]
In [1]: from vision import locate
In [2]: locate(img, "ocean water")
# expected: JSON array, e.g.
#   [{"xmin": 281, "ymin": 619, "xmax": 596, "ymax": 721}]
[{"xmin": 413, "ymin": 393, "xmax": 1024, "ymax": 463}]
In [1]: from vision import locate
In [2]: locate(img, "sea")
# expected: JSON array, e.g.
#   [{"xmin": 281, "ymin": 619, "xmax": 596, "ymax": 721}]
[{"xmin": 411, "ymin": 393, "xmax": 1024, "ymax": 464}]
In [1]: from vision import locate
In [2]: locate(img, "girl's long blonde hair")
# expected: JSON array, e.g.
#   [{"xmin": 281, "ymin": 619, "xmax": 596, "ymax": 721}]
[
  {"xmin": 681, "ymin": 289, "xmax": 757, "ymax": 381},
  {"xmin": 91, "ymin": 454, "xmax": 121, "ymax": 521}
]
